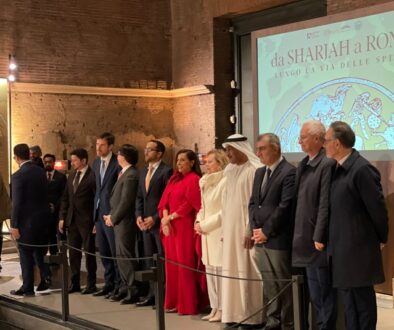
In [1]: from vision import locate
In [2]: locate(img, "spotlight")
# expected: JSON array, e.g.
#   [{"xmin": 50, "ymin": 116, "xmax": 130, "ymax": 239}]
[
  {"xmin": 8, "ymin": 74, "xmax": 15, "ymax": 82},
  {"xmin": 9, "ymin": 62, "xmax": 17, "ymax": 71}
]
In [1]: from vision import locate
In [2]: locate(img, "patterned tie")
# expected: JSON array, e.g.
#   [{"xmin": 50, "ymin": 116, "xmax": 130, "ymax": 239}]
[
  {"xmin": 100, "ymin": 160, "xmax": 106, "ymax": 184},
  {"xmin": 145, "ymin": 165, "xmax": 154, "ymax": 192},
  {"xmin": 73, "ymin": 171, "xmax": 81, "ymax": 193}
]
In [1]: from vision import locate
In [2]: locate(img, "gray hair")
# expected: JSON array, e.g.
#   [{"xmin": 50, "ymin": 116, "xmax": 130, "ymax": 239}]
[
  {"xmin": 258, "ymin": 133, "xmax": 281, "ymax": 154},
  {"xmin": 304, "ymin": 120, "xmax": 326, "ymax": 143}
]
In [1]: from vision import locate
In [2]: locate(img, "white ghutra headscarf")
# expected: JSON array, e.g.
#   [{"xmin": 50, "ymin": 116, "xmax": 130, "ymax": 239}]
[{"xmin": 222, "ymin": 134, "xmax": 262, "ymax": 169}]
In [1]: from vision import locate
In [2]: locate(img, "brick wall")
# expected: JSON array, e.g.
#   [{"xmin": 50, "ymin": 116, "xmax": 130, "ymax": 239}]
[
  {"xmin": 328, "ymin": 0, "xmax": 393, "ymax": 14},
  {"xmin": 0, "ymin": 0, "xmax": 171, "ymax": 87},
  {"xmin": 10, "ymin": 92, "xmax": 174, "ymax": 170}
]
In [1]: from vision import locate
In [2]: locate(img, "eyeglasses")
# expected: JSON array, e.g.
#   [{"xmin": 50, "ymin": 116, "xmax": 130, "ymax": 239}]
[{"xmin": 144, "ymin": 148, "xmax": 158, "ymax": 152}]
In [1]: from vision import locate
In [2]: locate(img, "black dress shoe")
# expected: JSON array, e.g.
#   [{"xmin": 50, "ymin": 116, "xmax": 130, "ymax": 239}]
[
  {"xmin": 110, "ymin": 291, "xmax": 127, "ymax": 302},
  {"xmin": 120, "ymin": 295, "xmax": 138, "ymax": 305},
  {"xmin": 68, "ymin": 285, "xmax": 81, "ymax": 293},
  {"xmin": 93, "ymin": 287, "xmax": 113, "ymax": 297},
  {"xmin": 136, "ymin": 297, "xmax": 155, "ymax": 307},
  {"xmin": 10, "ymin": 288, "xmax": 35, "ymax": 297},
  {"xmin": 81, "ymin": 286, "xmax": 97, "ymax": 294}
]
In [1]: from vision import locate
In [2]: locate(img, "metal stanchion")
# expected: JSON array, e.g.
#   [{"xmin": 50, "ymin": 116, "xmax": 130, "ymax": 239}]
[
  {"xmin": 43, "ymin": 240, "xmax": 69, "ymax": 321},
  {"xmin": 59, "ymin": 240, "xmax": 69, "ymax": 322},
  {"xmin": 154, "ymin": 254, "xmax": 165, "ymax": 330},
  {"xmin": 292, "ymin": 275, "xmax": 307, "ymax": 330}
]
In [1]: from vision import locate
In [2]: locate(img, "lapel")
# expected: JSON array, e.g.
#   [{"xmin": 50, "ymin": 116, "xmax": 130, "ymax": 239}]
[
  {"xmin": 112, "ymin": 166, "xmax": 131, "ymax": 195},
  {"xmin": 146, "ymin": 162, "xmax": 163, "ymax": 195},
  {"xmin": 73, "ymin": 167, "xmax": 90, "ymax": 195},
  {"xmin": 260, "ymin": 159, "xmax": 285, "ymax": 202},
  {"xmin": 100, "ymin": 154, "xmax": 118, "ymax": 190}
]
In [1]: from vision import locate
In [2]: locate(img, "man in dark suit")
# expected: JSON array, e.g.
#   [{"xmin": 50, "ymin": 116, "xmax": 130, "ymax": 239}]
[
  {"xmin": 30, "ymin": 145, "xmax": 44, "ymax": 168},
  {"xmin": 325, "ymin": 121, "xmax": 388, "ymax": 330},
  {"xmin": 103, "ymin": 144, "xmax": 139, "ymax": 304},
  {"xmin": 59, "ymin": 148, "xmax": 97, "ymax": 294},
  {"xmin": 292, "ymin": 121, "xmax": 337, "ymax": 330},
  {"xmin": 44, "ymin": 154, "xmax": 67, "ymax": 255},
  {"xmin": 10, "ymin": 144, "xmax": 51, "ymax": 296},
  {"xmin": 135, "ymin": 140, "xmax": 172, "ymax": 307},
  {"xmin": 0, "ymin": 172, "xmax": 11, "ymax": 272},
  {"xmin": 249, "ymin": 133, "xmax": 295, "ymax": 330},
  {"xmin": 92, "ymin": 132, "xmax": 121, "ymax": 298}
]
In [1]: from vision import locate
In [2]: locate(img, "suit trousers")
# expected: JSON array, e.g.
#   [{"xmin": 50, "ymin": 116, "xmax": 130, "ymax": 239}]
[
  {"xmin": 19, "ymin": 245, "xmax": 48, "ymax": 292},
  {"xmin": 339, "ymin": 286, "xmax": 377, "ymax": 330},
  {"xmin": 95, "ymin": 211, "xmax": 120, "ymax": 290},
  {"xmin": 48, "ymin": 212, "xmax": 59, "ymax": 255},
  {"xmin": 306, "ymin": 266, "xmax": 337, "ymax": 330},
  {"xmin": 142, "ymin": 229, "xmax": 163, "ymax": 298},
  {"xmin": 67, "ymin": 221, "xmax": 97, "ymax": 288},
  {"xmin": 114, "ymin": 220, "xmax": 136, "ymax": 291},
  {"xmin": 254, "ymin": 245, "xmax": 293, "ymax": 330}
]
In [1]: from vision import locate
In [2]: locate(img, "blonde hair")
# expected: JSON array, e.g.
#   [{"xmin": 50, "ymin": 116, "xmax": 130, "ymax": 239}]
[{"xmin": 207, "ymin": 149, "xmax": 229, "ymax": 170}]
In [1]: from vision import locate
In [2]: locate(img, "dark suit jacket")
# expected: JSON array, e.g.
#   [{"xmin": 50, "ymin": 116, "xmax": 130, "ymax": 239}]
[
  {"xmin": 11, "ymin": 162, "xmax": 49, "ymax": 244},
  {"xmin": 59, "ymin": 167, "xmax": 96, "ymax": 228},
  {"xmin": 110, "ymin": 166, "xmax": 139, "ymax": 226},
  {"xmin": 292, "ymin": 149, "xmax": 336, "ymax": 267},
  {"xmin": 93, "ymin": 153, "xmax": 120, "ymax": 221},
  {"xmin": 135, "ymin": 162, "xmax": 172, "ymax": 232},
  {"xmin": 47, "ymin": 170, "xmax": 67, "ymax": 216},
  {"xmin": 329, "ymin": 149, "xmax": 388, "ymax": 288},
  {"xmin": 0, "ymin": 174, "xmax": 11, "ymax": 221},
  {"xmin": 249, "ymin": 158, "xmax": 296, "ymax": 250}
]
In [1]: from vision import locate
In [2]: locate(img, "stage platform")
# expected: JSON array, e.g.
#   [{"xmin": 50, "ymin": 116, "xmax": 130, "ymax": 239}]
[{"xmin": 0, "ymin": 252, "xmax": 393, "ymax": 330}]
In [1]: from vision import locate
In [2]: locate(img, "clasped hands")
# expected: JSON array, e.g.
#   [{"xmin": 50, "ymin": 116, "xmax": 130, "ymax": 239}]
[
  {"xmin": 136, "ymin": 216, "xmax": 154, "ymax": 231},
  {"xmin": 103, "ymin": 215, "xmax": 113, "ymax": 227}
]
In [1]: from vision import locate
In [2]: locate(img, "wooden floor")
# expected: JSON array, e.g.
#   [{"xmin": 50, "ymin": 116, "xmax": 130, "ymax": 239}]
[{"xmin": 0, "ymin": 254, "xmax": 393, "ymax": 330}]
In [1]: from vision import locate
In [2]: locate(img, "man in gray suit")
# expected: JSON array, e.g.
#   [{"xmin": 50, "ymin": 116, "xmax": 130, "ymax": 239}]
[
  {"xmin": 103, "ymin": 144, "xmax": 139, "ymax": 305},
  {"xmin": 292, "ymin": 121, "xmax": 337, "ymax": 329}
]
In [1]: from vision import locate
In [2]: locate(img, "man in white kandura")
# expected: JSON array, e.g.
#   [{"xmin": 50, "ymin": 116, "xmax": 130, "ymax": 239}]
[{"xmin": 221, "ymin": 134, "xmax": 263, "ymax": 328}]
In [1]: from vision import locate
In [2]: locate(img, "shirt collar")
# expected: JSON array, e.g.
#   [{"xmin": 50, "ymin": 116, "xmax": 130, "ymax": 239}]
[
  {"xmin": 338, "ymin": 152, "xmax": 352, "ymax": 166},
  {"xmin": 78, "ymin": 165, "xmax": 89, "ymax": 175},
  {"xmin": 267, "ymin": 155, "xmax": 283, "ymax": 173},
  {"xmin": 101, "ymin": 152, "xmax": 113, "ymax": 164},
  {"xmin": 148, "ymin": 160, "xmax": 161, "ymax": 170}
]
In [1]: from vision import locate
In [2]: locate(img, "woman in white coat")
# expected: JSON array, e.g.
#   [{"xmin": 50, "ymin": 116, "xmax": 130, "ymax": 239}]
[{"xmin": 194, "ymin": 149, "xmax": 228, "ymax": 323}]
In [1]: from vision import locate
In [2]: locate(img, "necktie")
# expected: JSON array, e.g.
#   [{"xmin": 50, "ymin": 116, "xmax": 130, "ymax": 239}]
[
  {"xmin": 145, "ymin": 165, "xmax": 154, "ymax": 191},
  {"xmin": 73, "ymin": 171, "xmax": 81, "ymax": 193},
  {"xmin": 100, "ymin": 160, "xmax": 106, "ymax": 184},
  {"xmin": 260, "ymin": 168, "xmax": 272, "ymax": 197},
  {"xmin": 47, "ymin": 172, "xmax": 52, "ymax": 182}
]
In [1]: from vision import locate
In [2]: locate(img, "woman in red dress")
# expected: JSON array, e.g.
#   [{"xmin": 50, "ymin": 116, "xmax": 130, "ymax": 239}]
[{"xmin": 158, "ymin": 149, "xmax": 208, "ymax": 315}]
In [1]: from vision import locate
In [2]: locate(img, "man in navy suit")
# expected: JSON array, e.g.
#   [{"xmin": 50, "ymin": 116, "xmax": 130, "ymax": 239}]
[
  {"xmin": 325, "ymin": 121, "xmax": 388, "ymax": 330},
  {"xmin": 10, "ymin": 144, "xmax": 51, "ymax": 296},
  {"xmin": 135, "ymin": 140, "xmax": 172, "ymax": 307},
  {"xmin": 249, "ymin": 133, "xmax": 295, "ymax": 330},
  {"xmin": 44, "ymin": 154, "xmax": 67, "ymax": 255},
  {"xmin": 92, "ymin": 132, "xmax": 121, "ymax": 298}
]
